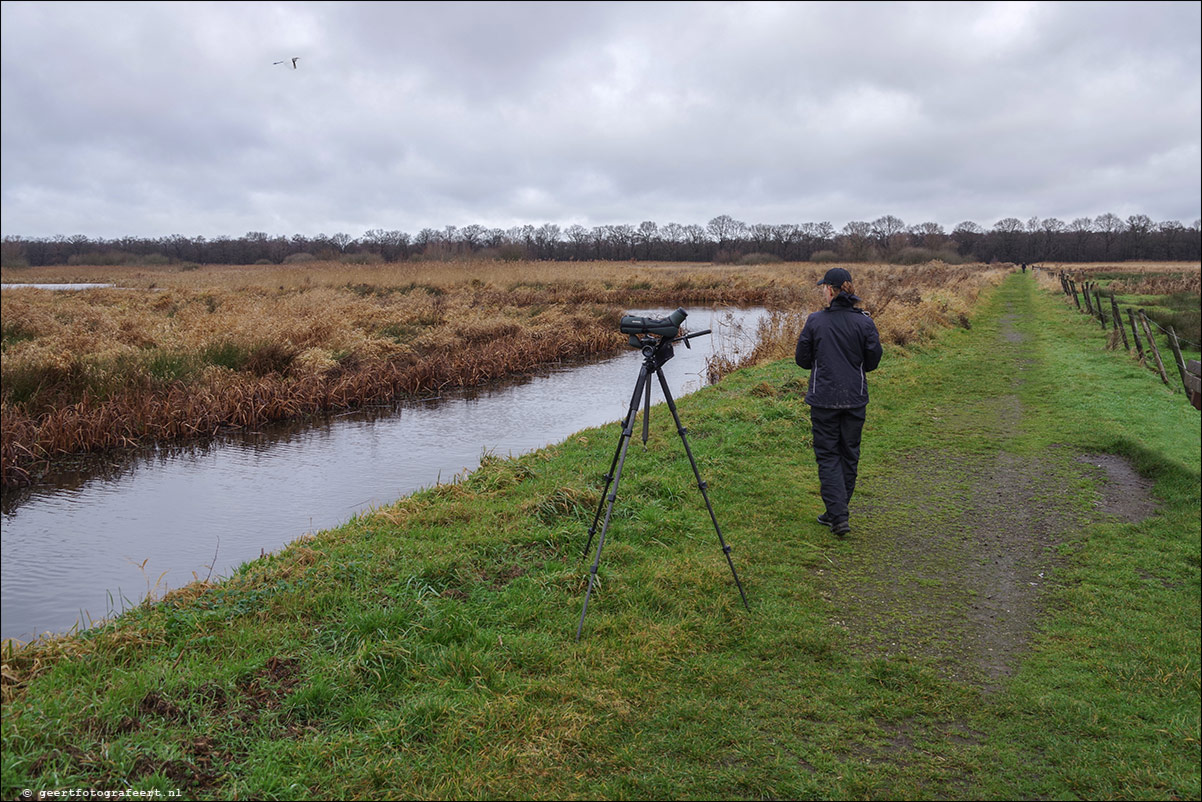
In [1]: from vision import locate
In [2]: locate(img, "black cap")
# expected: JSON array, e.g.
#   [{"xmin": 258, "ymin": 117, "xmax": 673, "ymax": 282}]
[{"xmin": 818, "ymin": 267, "xmax": 853, "ymax": 287}]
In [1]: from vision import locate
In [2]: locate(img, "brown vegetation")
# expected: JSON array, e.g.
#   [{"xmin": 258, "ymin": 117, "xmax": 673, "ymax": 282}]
[
  {"xmin": 1048, "ymin": 261, "xmax": 1201, "ymax": 295},
  {"xmin": 2, "ymin": 260, "xmax": 1013, "ymax": 485},
  {"xmin": 704, "ymin": 261, "xmax": 1007, "ymax": 382}
]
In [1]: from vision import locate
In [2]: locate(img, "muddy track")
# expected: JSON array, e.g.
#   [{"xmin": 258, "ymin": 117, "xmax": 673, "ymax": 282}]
[
  {"xmin": 817, "ymin": 301, "xmax": 1156, "ymax": 687},
  {"xmin": 800, "ymin": 288, "xmax": 1164, "ymax": 794}
]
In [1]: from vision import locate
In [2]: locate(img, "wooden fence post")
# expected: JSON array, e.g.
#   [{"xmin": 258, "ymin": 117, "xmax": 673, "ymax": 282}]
[
  {"xmin": 1093, "ymin": 286, "xmax": 1107, "ymax": 329},
  {"xmin": 1138, "ymin": 310, "xmax": 1171, "ymax": 386},
  {"xmin": 1070, "ymin": 280, "xmax": 1082, "ymax": 309},
  {"xmin": 1127, "ymin": 309, "xmax": 1145, "ymax": 362},
  {"xmin": 1110, "ymin": 295, "xmax": 1129, "ymax": 350},
  {"xmin": 1166, "ymin": 326, "xmax": 1190, "ymax": 396},
  {"xmin": 1082, "ymin": 282, "xmax": 1094, "ymax": 315}
]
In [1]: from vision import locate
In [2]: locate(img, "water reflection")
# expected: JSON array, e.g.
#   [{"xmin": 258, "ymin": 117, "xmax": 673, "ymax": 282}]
[
  {"xmin": 1, "ymin": 283, "xmax": 116, "ymax": 291},
  {"xmin": 0, "ymin": 307, "xmax": 767, "ymax": 642}
]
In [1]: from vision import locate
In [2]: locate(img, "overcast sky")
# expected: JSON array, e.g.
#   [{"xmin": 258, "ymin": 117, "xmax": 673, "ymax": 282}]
[{"xmin": 2, "ymin": 1, "xmax": 1199, "ymax": 240}]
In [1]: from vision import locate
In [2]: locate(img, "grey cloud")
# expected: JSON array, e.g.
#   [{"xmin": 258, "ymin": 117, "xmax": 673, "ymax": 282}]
[{"xmin": 2, "ymin": 0, "xmax": 1198, "ymax": 239}]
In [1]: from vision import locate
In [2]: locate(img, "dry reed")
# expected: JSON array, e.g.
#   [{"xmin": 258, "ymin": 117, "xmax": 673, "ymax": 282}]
[
  {"xmin": 3, "ymin": 260, "xmax": 1016, "ymax": 484},
  {"xmin": 1048, "ymin": 262, "xmax": 1201, "ymax": 296},
  {"xmin": 705, "ymin": 261, "xmax": 1009, "ymax": 381}
]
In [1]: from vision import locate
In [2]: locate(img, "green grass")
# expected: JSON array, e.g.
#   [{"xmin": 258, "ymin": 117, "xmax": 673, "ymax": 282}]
[
  {"xmin": 1096, "ymin": 280, "xmax": 1201, "ymax": 364},
  {"xmin": 2, "ymin": 275, "xmax": 1198, "ymax": 800},
  {"xmin": 1066, "ymin": 268, "xmax": 1200, "ymax": 354},
  {"xmin": 1113, "ymin": 292, "xmax": 1201, "ymax": 360}
]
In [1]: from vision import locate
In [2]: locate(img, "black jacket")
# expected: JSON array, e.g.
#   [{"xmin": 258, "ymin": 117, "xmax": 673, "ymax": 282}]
[{"xmin": 795, "ymin": 293, "xmax": 883, "ymax": 408}]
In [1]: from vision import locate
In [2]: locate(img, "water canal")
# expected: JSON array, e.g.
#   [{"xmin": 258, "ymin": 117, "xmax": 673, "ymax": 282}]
[{"xmin": 1, "ymin": 306, "xmax": 770, "ymax": 642}]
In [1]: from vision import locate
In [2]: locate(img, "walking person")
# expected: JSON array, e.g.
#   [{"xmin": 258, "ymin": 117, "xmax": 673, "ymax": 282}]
[{"xmin": 795, "ymin": 267, "xmax": 883, "ymax": 536}]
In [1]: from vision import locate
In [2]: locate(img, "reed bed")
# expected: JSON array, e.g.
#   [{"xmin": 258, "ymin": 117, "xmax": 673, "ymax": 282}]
[
  {"xmin": 1102, "ymin": 271, "xmax": 1200, "ymax": 297},
  {"xmin": 3, "ymin": 260, "xmax": 1011, "ymax": 484},
  {"xmin": 704, "ymin": 260, "xmax": 1009, "ymax": 381},
  {"xmin": 1049, "ymin": 261, "xmax": 1201, "ymax": 296}
]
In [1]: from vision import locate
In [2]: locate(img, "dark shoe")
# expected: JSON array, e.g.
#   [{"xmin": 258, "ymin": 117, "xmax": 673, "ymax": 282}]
[
  {"xmin": 817, "ymin": 513, "xmax": 835, "ymax": 527},
  {"xmin": 831, "ymin": 519, "xmax": 850, "ymax": 537}
]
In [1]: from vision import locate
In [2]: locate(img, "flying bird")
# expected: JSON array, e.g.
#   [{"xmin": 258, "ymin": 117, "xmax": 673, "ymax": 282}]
[{"xmin": 273, "ymin": 57, "xmax": 299, "ymax": 69}]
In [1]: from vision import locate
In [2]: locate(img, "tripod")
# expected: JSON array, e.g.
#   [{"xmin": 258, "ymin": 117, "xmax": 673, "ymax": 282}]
[{"xmin": 576, "ymin": 328, "xmax": 750, "ymax": 640}]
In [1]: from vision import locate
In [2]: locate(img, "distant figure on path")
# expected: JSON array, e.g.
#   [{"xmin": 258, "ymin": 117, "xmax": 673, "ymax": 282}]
[{"xmin": 794, "ymin": 267, "xmax": 883, "ymax": 537}]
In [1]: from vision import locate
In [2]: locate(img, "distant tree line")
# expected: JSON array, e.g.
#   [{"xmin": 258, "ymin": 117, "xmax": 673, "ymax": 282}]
[{"xmin": 2, "ymin": 213, "xmax": 1199, "ymax": 268}]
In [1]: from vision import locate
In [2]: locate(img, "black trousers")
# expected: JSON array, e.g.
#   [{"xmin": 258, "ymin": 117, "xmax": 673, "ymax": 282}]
[{"xmin": 809, "ymin": 405, "xmax": 866, "ymax": 523}]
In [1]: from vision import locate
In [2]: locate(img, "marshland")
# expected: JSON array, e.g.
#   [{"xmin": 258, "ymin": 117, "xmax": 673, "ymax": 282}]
[
  {"xmin": 2, "ymin": 259, "xmax": 1008, "ymax": 487},
  {"xmin": 0, "ymin": 258, "xmax": 1007, "ymax": 641},
  {"xmin": 1, "ymin": 270, "xmax": 1197, "ymax": 800}
]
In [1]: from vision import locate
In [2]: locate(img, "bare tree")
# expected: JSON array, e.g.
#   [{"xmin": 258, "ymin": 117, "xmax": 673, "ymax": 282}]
[
  {"xmin": 1123, "ymin": 214, "xmax": 1154, "ymax": 258},
  {"xmin": 414, "ymin": 228, "xmax": 438, "ymax": 252},
  {"xmin": 657, "ymin": 222, "xmax": 686, "ymax": 259},
  {"xmin": 683, "ymin": 224, "xmax": 708, "ymax": 259},
  {"xmin": 1066, "ymin": 217, "xmax": 1094, "ymax": 260},
  {"xmin": 992, "ymin": 217, "xmax": 1025, "ymax": 261},
  {"xmin": 910, "ymin": 221, "xmax": 946, "ymax": 250},
  {"xmin": 460, "ymin": 224, "xmax": 487, "ymax": 251},
  {"xmin": 840, "ymin": 221, "xmax": 875, "ymax": 260},
  {"xmin": 363, "ymin": 229, "xmax": 410, "ymax": 261},
  {"xmin": 1157, "ymin": 220, "xmax": 1186, "ymax": 260},
  {"xmin": 868, "ymin": 215, "xmax": 905, "ymax": 259},
  {"xmin": 518, "ymin": 224, "xmax": 537, "ymax": 249},
  {"xmin": 772, "ymin": 224, "xmax": 803, "ymax": 258},
  {"xmin": 1094, "ymin": 212, "xmax": 1123, "ymax": 257},
  {"xmin": 483, "ymin": 228, "xmax": 507, "ymax": 249},
  {"xmin": 707, "ymin": 215, "xmax": 746, "ymax": 252},
  {"xmin": 636, "ymin": 220, "xmax": 659, "ymax": 259},
  {"xmin": 533, "ymin": 223, "xmax": 561, "ymax": 258},
  {"xmin": 611, "ymin": 224, "xmax": 636, "ymax": 259},
  {"xmin": 565, "ymin": 224, "xmax": 591, "ymax": 259},
  {"xmin": 871, "ymin": 215, "xmax": 906, "ymax": 240},
  {"xmin": 1037, "ymin": 218, "xmax": 1066, "ymax": 260},
  {"xmin": 660, "ymin": 222, "xmax": 685, "ymax": 242},
  {"xmin": 807, "ymin": 221, "xmax": 836, "ymax": 246}
]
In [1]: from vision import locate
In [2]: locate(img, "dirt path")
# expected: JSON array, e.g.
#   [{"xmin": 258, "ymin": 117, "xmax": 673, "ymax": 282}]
[{"xmin": 815, "ymin": 289, "xmax": 1158, "ymax": 690}]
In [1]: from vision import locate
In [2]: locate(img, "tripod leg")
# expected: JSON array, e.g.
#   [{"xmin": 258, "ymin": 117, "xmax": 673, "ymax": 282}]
[
  {"xmin": 583, "ymin": 426, "xmax": 626, "ymax": 559},
  {"xmin": 583, "ymin": 364, "xmax": 650, "ymax": 559},
  {"xmin": 642, "ymin": 370, "xmax": 652, "ymax": 444},
  {"xmin": 654, "ymin": 367, "xmax": 750, "ymax": 611},
  {"xmin": 577, "ymin": 366, "xmax": 650, "ymax": 640}
]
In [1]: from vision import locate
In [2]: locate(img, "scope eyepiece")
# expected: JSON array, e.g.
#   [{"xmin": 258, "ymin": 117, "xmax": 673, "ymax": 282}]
[{"xmin": 619, "ymin": 307, "xmax": 687, "ymax": 337}]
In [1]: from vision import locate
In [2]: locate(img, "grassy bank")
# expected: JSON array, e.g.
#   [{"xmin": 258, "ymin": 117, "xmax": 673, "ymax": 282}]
[{"xmin": 2, "ymin": 274, "xmax": 1198, "ymax": 799}]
